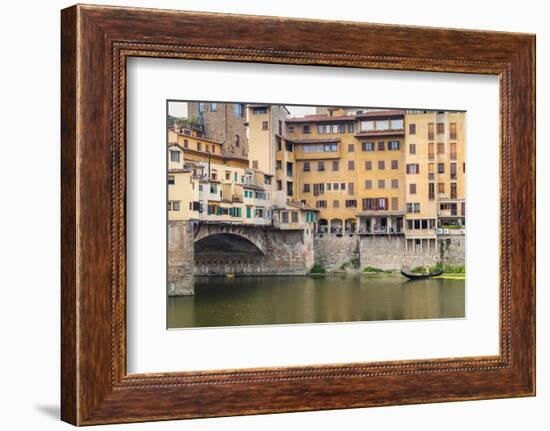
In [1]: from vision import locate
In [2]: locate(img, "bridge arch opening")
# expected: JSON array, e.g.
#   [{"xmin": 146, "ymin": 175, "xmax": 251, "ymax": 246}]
[
  {"xmin": 193, "ymin": 232, "xmax": 266, "ymax": 276},
  {"xmin": 194, "ymin": 233, "xmax": 264, "ymax": 257}
]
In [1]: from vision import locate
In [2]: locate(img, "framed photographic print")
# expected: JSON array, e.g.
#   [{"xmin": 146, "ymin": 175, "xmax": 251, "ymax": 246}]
[{"xmin": 61, "ymin": 4, "xmax": 536, "ymax": 425}]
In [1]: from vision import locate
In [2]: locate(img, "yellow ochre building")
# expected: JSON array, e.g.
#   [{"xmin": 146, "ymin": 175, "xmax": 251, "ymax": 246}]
[{"xmin": 282, "ymin": 108, "xmax": 465, "ymax": 246}]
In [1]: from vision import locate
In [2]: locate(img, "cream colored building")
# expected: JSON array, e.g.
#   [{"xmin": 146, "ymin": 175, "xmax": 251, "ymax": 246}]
[{"xmin": 168, "ymin": 126, "xmax": 273, "ymax": 225}]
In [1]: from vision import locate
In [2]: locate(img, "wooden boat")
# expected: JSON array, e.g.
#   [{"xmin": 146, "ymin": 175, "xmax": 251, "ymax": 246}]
[{"xmin": 400, "ymin": 268, "xmax": 443, "ymax": 280}]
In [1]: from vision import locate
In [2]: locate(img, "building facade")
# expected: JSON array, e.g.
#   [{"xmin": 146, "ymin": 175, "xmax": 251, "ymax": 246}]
[
  {"xmin": 283, "ymin": 108, "xmax": 466, "ymax": 249},
  {"xmin": 168, "ymin": 127, "xmax": 273, "ymax": 226}
]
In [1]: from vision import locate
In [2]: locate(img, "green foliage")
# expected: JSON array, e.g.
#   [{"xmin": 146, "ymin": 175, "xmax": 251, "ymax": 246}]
[
  {"xmin": 430, "ymin": 263, "xmax": 465, "ymax": 274},
  {"xmin": 310, "ymin": 262, "xmax": 326, "ymax": 274},
  {"xmin": 363, "ymin": 266, "xmax": 384, "ymax": 273},
  {"xmin": 443, "ymin": 264, "xmax": 465, "ymax": 273},
  {"xmin": 168, "ymin": 115, "xmax": 202, "ymax": 131}
]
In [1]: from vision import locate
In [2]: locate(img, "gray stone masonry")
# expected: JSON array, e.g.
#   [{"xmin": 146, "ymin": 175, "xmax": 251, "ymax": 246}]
[
  {"xmin": 314, "ymin": 234, "xmax": 465, "ymax": 271},
  {"xmin": 313, "ymin": 233, "xmax": 359, "ymax": 271},
  {"xmin": 168, "ymin": 221, "xmax": 195, "ymax": 296}
]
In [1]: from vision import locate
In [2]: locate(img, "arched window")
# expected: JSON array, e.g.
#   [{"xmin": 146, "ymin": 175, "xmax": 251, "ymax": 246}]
[
  {"xmin": 318, "ymin": 219, "xmax": 328, "ymax": 233},
  {"xmin": 330, "ymin": 219, "xmax": 343, "ymax": 234},
  {"xmin": 235, "ymin": 134, "xmax": 240, "ymax": 147}
]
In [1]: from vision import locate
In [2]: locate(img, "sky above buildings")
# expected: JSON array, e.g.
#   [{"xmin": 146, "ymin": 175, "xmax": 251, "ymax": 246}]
[{"xmin": 168, "ymin": 101, "xmax": 316, "ymax": 119}]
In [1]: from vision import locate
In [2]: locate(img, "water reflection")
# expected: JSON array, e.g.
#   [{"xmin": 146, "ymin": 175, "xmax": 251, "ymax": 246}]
[{"xmin": 167, "ymin": 275, "xmax": 465, "ymax": 329}]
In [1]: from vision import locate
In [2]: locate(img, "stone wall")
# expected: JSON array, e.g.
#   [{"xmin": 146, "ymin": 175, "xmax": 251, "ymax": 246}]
[
  {"xmin": 168, "ymin": 220, "xmax": 195, "ymax": 296},
  {"xmin": 314, "ymin": 233, "xmax": 360, "ymax": 271},
  {"xmin": 359, "ymin": 235, "xmax": 466, "ymax": 270},
  {"xmin": 360, "ymin": 236, "xmax": 438, "ymax": 271},
  {"xmin": 438, "ymin": 236, "xmax": 466, "ymax": 266}
]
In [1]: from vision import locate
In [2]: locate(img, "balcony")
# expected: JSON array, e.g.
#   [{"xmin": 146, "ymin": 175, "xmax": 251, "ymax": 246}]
[
  {"xmin": 357, "ymin": 226, "xmax": 402, "ymax": 235},
  {"xmin": 437, "ymin": 227, "xmax": 465, "ymax": 235},
  {"xmin": 438, "ymin": 209, "xmax": 458, "ymax": 217}
]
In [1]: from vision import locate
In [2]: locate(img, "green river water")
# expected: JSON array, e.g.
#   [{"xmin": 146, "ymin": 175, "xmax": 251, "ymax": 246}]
[{"xmin": 167, "ymin": 274, "xmax": 465, "ymax": 329}]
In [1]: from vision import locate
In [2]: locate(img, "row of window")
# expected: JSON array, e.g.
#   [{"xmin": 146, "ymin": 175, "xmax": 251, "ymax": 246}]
[
  {"xmin": 280, "ymin": 211, "xmax": 299, "ymax": 223},
  {"xmin": 315, "ymin": 199, "xmax": 359, "ymax": 209},
  {"xmin": 207, "ymin": 205, "xmax": 243, "ymax": 217},
  {"xmin": 408, "ymin": 142, "xmax": 460, "ymax": 160},
  {"xmin": 243, "ymin": 190, "xmax": 270, "ymax": 200},
  {"xmin": 303, "ymin": 159, "xmax": 401, "ymax": 172},
  {"xmin": 301, "ymin": 179, "xmax": 460, "ymax": 197},
  {"xmin": 197, "ymin": 102, "xmax": 245, "ymax": 117},
  {"xmin": 361, "ymin": 118, "xmax": 404, "ymax": 132},
  {"xmin": 289, "ymin": 118, "xmax": 405, "ymax": 136},
  {"xmin": 292, "ymin": 140, "xmax": 402, "ymax": 155},
  {"xmin": 407, "ymin": 162, "xmax": 464, "ymax": 177},
  {"xmin": 312, "ymin": 123, "xmax": 354, "ymax": 135},
  {"xmin": 305, "ymin": 182, "xmax": 356, "ymax": 196},
  {"xmin": 301, "ymin": 143, "xmax": 338, "ymax": 153},
  {"xmin": 205, "ymin": 205, "xmax": 270, "ymax": 219},
  {"xmin": 313, "ymin": 197, "xmax": 403, "ymax": 212},
  {"xmin": 416, "ymin": 122, "xmax": 458, "ymax": 140},
  {"xmin": 170, "ymin": 141, "xmax": 218, "ymax": 160},
  {"xmin": 365, "ymin": 179, "xmax": 400, "ymax": 190},
  {"xmin": 406, "ymin": 219, "xmax": 436, "ymax": 230},
  {"xmin": 289, "ymin": 120, "xmax": 458, "ymax": 140},
  {"xmin": 361, "ymin": 141, "xmax": 400, "ymax": 151}
]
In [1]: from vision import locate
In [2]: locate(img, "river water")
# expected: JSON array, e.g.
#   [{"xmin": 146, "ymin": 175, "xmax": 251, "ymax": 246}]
[{"xmin": 167, "ymin": 274, "xmax": 465, "ymax": 329}]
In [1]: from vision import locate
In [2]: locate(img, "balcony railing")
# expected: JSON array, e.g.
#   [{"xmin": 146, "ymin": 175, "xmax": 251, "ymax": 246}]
[
  {"xmin": 357, "ymin": 226, "xmax": 402, "ymax": 235},
  {"xmin": 437, "ymin": 227, "xmax": 465, "ymax": 235}
]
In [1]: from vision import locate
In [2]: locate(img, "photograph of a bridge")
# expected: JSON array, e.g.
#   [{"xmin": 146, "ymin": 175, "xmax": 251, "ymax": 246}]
[{"xmin": 166, "ymin": 101, "xmax": 466, "ymax": 329}]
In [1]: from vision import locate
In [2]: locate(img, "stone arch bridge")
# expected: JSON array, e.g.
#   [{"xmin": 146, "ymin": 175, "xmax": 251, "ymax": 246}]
[{"xmin": 168, "ymin": 221, "xmax": 315, "ymax": 296}]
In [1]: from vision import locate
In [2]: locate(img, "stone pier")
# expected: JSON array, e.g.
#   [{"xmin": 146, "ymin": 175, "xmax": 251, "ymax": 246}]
[{"xmin": 168, "ymin": 220, "xmax": 195, "ymax": 296}]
